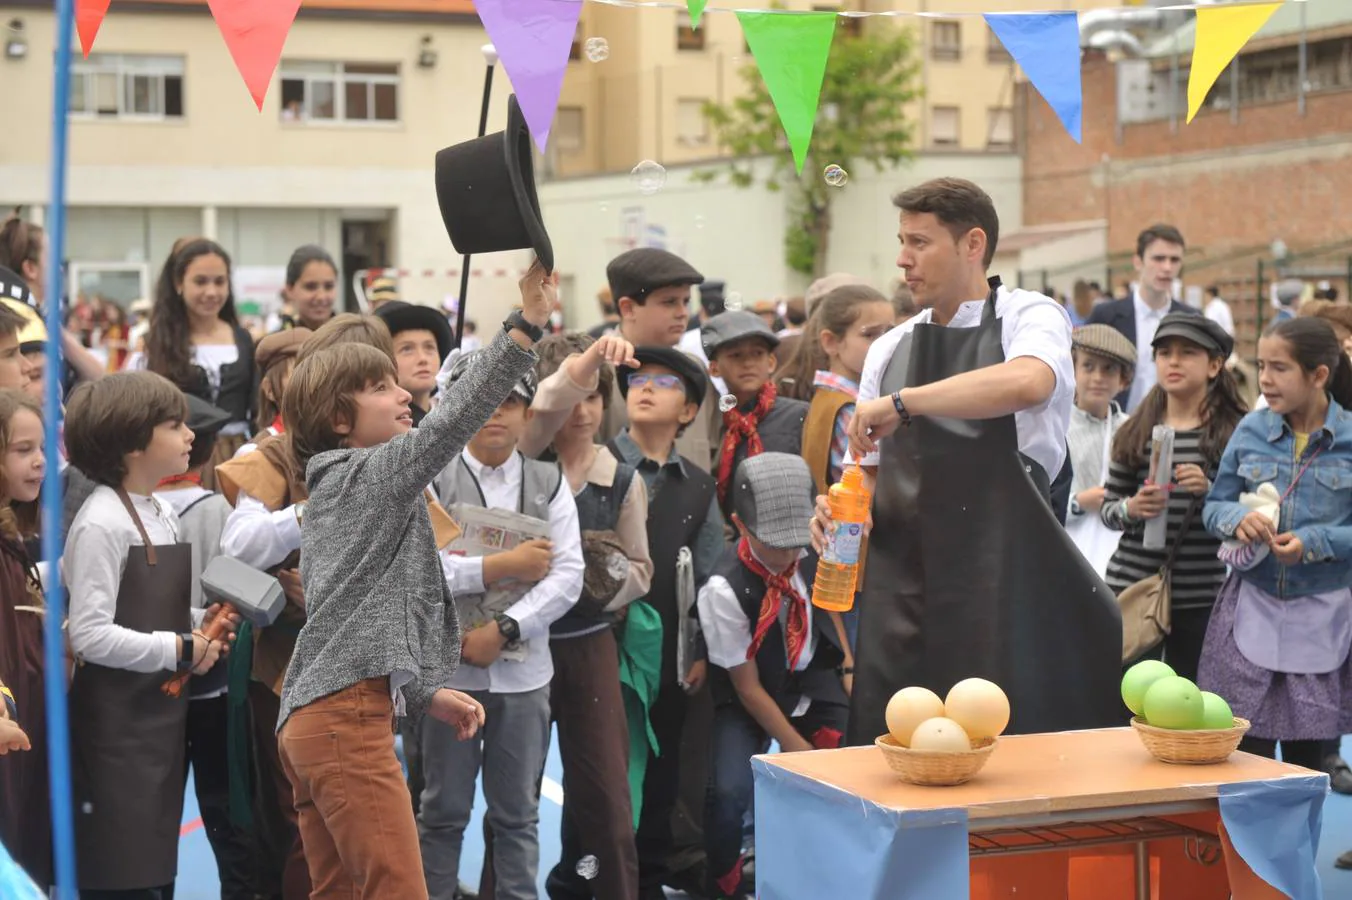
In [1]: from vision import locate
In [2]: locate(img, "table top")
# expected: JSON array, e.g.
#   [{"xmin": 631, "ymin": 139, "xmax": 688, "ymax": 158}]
[{"xmin": 756, "ymin": 727, "xmax": 1318, "ymax": 822}]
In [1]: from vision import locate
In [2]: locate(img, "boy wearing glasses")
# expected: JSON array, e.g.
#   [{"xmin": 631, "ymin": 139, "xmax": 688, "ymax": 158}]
[{"xmin": 607, "ymin": 346, "xmax": 725, "ymax": 900}]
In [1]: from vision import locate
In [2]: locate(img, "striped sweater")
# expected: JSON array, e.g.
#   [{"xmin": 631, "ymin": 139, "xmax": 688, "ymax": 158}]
[{"xmin": 1100, "ymin": 429, "xmax": 1226, "ymax": 611}]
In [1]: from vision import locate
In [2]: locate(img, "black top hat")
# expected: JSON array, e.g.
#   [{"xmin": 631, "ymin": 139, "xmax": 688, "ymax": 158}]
[
  {"xmin": 374, "ymin": 301, "xmax": 454, "ymax": 363},
  {"xmin": 434, "ymin": 95, "xmax": 553, "ymax": 273}
]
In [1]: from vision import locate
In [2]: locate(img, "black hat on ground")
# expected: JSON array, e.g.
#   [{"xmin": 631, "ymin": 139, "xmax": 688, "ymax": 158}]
[
  {"xmin": 1152, "ymin": 311, "xmax": 1234, "ymax": 359},
  {"xmin": 435, "ymin": 94, "xmax": 553, "ymax": 272},
  {"xmin": 617, "ymin": 346, "xmax": 708, "ymax": 407},
  {"xmin": 607, "ymin": 249, "xmax": 703, "ymax": 304},
  {"xmin": 374, "ymin": 301, "xmax": 454, "ymax": 363}
]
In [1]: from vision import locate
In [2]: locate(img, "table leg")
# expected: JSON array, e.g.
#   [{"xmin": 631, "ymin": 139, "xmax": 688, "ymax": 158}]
[{"xmin": 1133, "ymin": 842, "xmax": 1149, "ymax": 900}]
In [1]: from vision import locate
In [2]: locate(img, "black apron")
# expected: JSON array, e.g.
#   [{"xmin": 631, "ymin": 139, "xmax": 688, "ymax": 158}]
[
  {"xmin": 847, "ymin": 278, "xmax": 1122, "ymax": 745},
  {"xmin": 70, "ymin": 490, "xmax": 193, "ymax": 890}
]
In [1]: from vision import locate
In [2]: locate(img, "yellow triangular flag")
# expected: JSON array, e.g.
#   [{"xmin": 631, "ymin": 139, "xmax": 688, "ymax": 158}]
[{"xmin": 1187, "ymin": 2, "xmax": 1284, "ymax": 123}]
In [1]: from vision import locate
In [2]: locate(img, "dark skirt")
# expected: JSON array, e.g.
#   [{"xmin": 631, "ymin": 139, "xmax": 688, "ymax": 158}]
[{"xmin": 1197, "ymin": 573, "xmax": 1352, "ymax": 740}]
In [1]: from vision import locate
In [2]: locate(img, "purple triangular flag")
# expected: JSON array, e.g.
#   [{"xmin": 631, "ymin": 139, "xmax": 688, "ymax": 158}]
[{"xmin": 475, "ymin": 0, "xmax": 583, "ymax": 152}]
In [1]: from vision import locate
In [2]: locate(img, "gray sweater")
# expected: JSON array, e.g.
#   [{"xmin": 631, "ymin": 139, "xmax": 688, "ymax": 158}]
[{"xmin": 278, "ymin": 331, "xmax": 537, "ymax": 729}]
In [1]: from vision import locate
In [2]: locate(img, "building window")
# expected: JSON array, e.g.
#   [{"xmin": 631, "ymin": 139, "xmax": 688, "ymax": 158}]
[
  {"xmin": 986, "ymin": 107, "xmax": 1013, "ymax": 150},
  {"xmin": 931, "ymin": 21, "xmax": 961, "ymax": 62},
  {"xmin": 555, "ymin": 106, "xmax": 584, "ymax": 153},
  {"xmin": 676, "ymin": 98, "xmax": 709, "ymax": 145},
  {"xmin": 570, "ymin": 21, "xmax": 583, "ymax": 61},
  {"xmin": 930, "ymin": 105, "xmax": 960, "ymax": 147},
  {"xmin": 69, "ymin": 54, "xmax": 184, "ymax": 119},
  {"xmin": 677, "ymin": 12, "xmax": 705, "ymax": 51},
  {"xmin": 279, "ymin": 61, "xmax": 400, "ymax": 123},
  {"xmin": 987, "ymin": 29, "xmax": 1010, "ymax": 63}
]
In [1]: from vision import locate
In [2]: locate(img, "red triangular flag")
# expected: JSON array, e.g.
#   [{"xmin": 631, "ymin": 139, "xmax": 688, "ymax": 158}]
[
  {"xmin": 207, "ymin": 0, "xmax": 302, "ymax": 111},
  {"xmin": 75, "ymin": 0, "xmax": 113, "ymax": 58}
]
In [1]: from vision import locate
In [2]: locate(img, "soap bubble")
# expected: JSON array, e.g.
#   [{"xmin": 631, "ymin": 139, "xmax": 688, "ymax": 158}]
[
  {"xmin": 823, "ymin": 164, "xmax": 849, "ymax": 187},
  {"xmin": 694, "ymin": 213, "xmax": 706, "ymax": 230},
  {"xmin": 631, "ymin": 160, "xmax": 667, "ymax": 196},
  {"xmin": 584, "ymin": 37, "xmax": 610, "ymax": 63},
  {"xmin": 81, "ymin": 802, "xmax": 93, "ymax": 814},
  {"xmin": 576, "ymin": 855, "xmax": 599, "ymax": 879},
  {"xmin": 719, "ymin": 394, "xmax": 738, "ymax": 413},
  {"xmin": 725, "ymin": 292, "xmax": 744, "ymax": 311}
]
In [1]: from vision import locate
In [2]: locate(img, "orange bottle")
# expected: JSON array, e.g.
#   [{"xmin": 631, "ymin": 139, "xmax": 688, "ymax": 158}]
[{"xmin": 812, "ymin": 465, "xmax": 871, "ymax": 611}]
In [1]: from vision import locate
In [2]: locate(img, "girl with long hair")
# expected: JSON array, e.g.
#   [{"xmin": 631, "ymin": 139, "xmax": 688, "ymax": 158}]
[
  {"xmin": 278, "ymin": 245, "xmax": 339, "ymax": 332},
  {"xmin": 1101, "ymin": 313, "xmax": 1247, "ymax": 683}
]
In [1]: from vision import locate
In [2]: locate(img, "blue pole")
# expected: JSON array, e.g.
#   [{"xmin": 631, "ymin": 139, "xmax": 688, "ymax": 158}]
[{"xmin": 43, "ymin": 1, "xmax": 78, "ymax": 897}]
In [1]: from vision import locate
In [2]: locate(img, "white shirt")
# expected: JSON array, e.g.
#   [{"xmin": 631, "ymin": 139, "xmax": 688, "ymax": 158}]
[
  {"xmin": 65, "ymin": 486, "xmax": 203, "ymax": 673},
  {"xmin": 1205, "ymin": 297, "xmax": 1235, "ymax": 338},
  {"xmin": 440, "ymin": 449, "xmax": 584, "ymax": 693},
  {"xmin": 678, "ymin": 327, "xmax": 728, "ymax": 396},
  {"xmin": 220, "ymin": 489, "xmax": 302, "ymax": 571},
  {"xmin": 853, "ymin": 285, "xmax": 1074, "ymax": 479},
  {"xmin": 698, "ymin": 548, "xmax": 816, "ymax": 672},
  {"xmin": 1127, "ymin": 288, "xmax": 1171, "ymax": 412},
  {"xmin": 156, "ymin": 485, "xmax": 230, "ymax": 700}
]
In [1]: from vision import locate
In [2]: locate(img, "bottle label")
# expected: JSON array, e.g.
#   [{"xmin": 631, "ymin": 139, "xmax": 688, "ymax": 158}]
[{"xmin": 824, "ymin": 520, "xmax": 863, "ymax": 566}]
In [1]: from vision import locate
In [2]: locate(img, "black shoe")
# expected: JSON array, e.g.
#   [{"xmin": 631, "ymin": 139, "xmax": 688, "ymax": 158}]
[
  {"xmin": 1336, "ymin": 849, "xmax": 1352, "ymax": 870},
  {"xmin": 665, "ymin": 865, "xmax": 709, "ymax": 899},
  {"xmin": 453, "ymin": 885, "xmax": 480, "ymax": 900},
  {"xmin": 638, "ymin": 887, "xmax": 667, "ymax": 900},
  {"xmin": 1325, "ymin": 754, "xmax": 1352, "ymax": 795}
]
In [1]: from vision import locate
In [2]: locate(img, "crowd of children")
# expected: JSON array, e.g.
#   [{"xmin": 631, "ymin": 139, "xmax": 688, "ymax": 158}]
[{"xmin": 2, "ymin": 200, "xmax": 1352, "ymax": 900}]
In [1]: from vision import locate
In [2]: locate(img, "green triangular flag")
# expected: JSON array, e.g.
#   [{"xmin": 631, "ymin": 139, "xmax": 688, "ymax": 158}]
[
  {"xmin": 736, "ymin": 11, "xmax": 837, "ymax": 174},
  {"xmin": 687, "ymin": 0, "xmax": 708, "ymax": 29}
]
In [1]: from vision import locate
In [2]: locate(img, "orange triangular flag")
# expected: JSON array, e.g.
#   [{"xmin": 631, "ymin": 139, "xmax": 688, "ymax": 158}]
[
  {"xmin": 75, "ymin": 0, "xmax": 113, "ymax": 58},
  {"xmin": 207, "ymin": 0, "xmax": 302, "ymax": 111}
]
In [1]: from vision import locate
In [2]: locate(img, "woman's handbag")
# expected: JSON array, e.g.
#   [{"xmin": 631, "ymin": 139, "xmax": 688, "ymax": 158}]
[{"xmin": 1117, "ymin": 496, "xmax": 1203, "ymax": 663}]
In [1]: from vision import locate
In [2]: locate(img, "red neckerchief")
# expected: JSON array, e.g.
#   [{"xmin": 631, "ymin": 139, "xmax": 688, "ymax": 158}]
[
  {"xmin": 737, "ymin": 537, "xmax": 808, "ymax": 669},
  {"xmin": 717, "ymin": 381, "xmax": 777, "ymax": 505},
  {"xmin": 157, "ymin": 472, "xmax": 202, "ymax": 489},
  {"xmin": 270, "ymin": 414, "xmax": 285, "ymax": 434}
]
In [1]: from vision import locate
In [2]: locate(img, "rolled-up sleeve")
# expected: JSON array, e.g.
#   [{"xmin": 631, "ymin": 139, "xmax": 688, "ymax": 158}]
[
  {"xmin": 1005, "ymin": 299, "xmax": 1074, "ymax": 414},
  {"xmin": 606, "ymin": 472, "xmax": 653, "ymax": 611},
  {"xmin": 697, "ymin": 576, "xmax": 752, "ymax": 670}
]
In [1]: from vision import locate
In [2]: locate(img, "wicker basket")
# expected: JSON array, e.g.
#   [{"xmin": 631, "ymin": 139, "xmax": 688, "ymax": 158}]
[
  {"xmin": 875, "ymin": 734, "xmax": 997, "ymax": 786},
  {"xmin": 1131, "ymin": 716, "xmax": 1251, "ymax": 765}
]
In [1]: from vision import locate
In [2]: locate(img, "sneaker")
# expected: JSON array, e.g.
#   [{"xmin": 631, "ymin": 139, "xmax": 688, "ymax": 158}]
[
  {"xmin": 1336, "ymin": 849, "xmax": 1352, "ymax": 870},
  {"xmin": 454, "ymin": 885, "xmax": 480, "ymax": 900}
]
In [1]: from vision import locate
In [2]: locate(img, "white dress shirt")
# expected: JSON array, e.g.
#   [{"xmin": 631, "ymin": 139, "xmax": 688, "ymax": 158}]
[
  {"xmin": 1205, "ymin": 296, "xmax": 1235, "ymax": 338},
  {"xmin": 220, "ymin": 490, "xmax": 302, "ymax": 571},
  {"xmin": 65, "ymin": 486, "xmax": 202, "ymax": 673},
  {"xmin": 440, "ymin": 448, "xmax": 584, "ymax": 693},
  {"xmin": 852, "ymin": 285, "xmax": 1075, "ymax": 479},
  {"xmin": 1127, "ymin": 288, "xmax": 1171, "ymax": 412},
  {"xmin": 698, "ymin": 548, "xmax": 816, "ymax": 672},
  {"xmin": 678, "ymin": 326, "xmax": 728, "ymax": 396}
]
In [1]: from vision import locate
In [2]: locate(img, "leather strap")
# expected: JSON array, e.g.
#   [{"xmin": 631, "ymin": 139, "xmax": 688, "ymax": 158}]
[
  {"xmin": 1161, "ymin": 495, "xmax": 1202, "ymax": 574},
  {"xmin": 115, "ymin": 488, "xmax": 157, "ymax": 566}
]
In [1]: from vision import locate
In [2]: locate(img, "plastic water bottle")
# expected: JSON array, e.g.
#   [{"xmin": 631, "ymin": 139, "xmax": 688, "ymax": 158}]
[{"xmin": 812, "ymin": 465, "xmax": 871, "ymax": 611}]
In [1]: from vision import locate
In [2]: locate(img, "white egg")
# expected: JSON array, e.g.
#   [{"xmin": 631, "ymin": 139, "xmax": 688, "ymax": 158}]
[
  {"xmin": 944, "ymin": 678, "xmax": 1010, "ymax": 740},
  {"xmin": 909, "ymin": 717, "xmax": 973, "ymax": 753},
  {"xmin": 885, "ymin": 686, "xmax": 945, "ymax": 747}
]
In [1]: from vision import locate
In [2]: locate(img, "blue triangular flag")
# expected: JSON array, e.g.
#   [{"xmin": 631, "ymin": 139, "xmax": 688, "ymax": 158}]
[{"xmin": 984, "ymin": 12, "xmax": 1082, "ymax": 143}]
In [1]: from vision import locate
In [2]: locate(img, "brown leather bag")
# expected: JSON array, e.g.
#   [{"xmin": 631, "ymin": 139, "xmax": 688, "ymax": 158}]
[{"xmin": 1117, "ymin": 496, "xmax": 1202, "ymax": 663}]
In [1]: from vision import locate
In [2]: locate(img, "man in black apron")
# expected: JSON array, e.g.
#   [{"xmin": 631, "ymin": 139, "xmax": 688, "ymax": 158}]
[{"xmin": 811, "ymin": 178, "xmax": 1122, "ymax": 745}]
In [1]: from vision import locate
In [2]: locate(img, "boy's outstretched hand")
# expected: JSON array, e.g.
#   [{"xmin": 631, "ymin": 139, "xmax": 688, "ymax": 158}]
[
  {"xmin": 429, "ymin": 688, "xmax": 486, "ymax": 740},
  {"xmin": 587, "ymin": 335, "xmax": 640, "ymax": 371},
  {"xmin": 0, "ymin": 717, "xmax": 30, "ymax": 755}
]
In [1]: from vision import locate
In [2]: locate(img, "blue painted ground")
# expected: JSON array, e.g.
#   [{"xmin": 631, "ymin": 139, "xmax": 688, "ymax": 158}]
[{"xmin": 174, "ymin": 735, "xmax": 1352, "ymax": 899}]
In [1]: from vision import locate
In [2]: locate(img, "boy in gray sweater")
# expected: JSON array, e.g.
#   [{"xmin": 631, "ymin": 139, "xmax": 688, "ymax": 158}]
[{"xmin": 275, "ymin": 266, "xmax": 555, "ymax": 897}]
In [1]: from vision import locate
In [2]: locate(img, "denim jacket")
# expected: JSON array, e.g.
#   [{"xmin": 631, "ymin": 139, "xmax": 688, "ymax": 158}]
[{"xmin": 1203, "ymin": 399, "xmax": 1352, "ymax": 598}]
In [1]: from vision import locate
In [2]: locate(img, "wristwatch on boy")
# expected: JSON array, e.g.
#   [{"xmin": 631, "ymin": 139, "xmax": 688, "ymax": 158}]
[
  {"xmin": 494, "ymin": 613, "xmax": 521, "ymax": 644},
  {"xmin": 503, "ymin": 310, "xmax": 543, "ymax": 344},
  {"xmin": 177, "ymin": 633, "xmax": 196, "ymax": 671}
]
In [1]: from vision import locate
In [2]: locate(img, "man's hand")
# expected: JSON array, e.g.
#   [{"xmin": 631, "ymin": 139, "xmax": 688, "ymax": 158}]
[
  {"xmin": 1174, "ymin": 463, "xmax": 1210, "ymax": 497},
  {"xmin": 461, "ymin": 624, "xmax": 507, "ymax": 668},
  {"xmin": 847, "ymin": 395, "xmax": 902, "ymax": 459},
  {"xmin": 1235, "ymin": 511, "xmax": 1276, "ymax": 545},
  {"xmin": 0, "ymin": 718, "xmax": 30, "ymax": 755},
  {"xmin": 682, "ymin": 659, "xmax": 707, "ymax": 694},
  {"xmin": 1075, "ymin": 486, "xmax": 1107, "ymax": 514},
  {"xmin": 1127, "ymin": 483, "xmax": 1167, "ymax": 520},
  {"xmin": 278, "ymin": 568, "xmax": 305, "ymax": 611},
  {"xmin": 429, "ymin": 688, "xmax": 486, "ymax": 740},
  {"xmin": 1271, "ymin": 533, "xmax": 1305, "ymax": 566},
  {"xmin": 586, "ymin": 335, "xmax": 640, "ymax": 372},
  {"xmin": 517, "ymin": 260, "xmax": 559, "ymax": 329}
]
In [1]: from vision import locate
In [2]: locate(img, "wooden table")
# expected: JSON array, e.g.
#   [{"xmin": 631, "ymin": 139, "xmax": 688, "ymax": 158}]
[{"xmin": 752, "ymin": 728, "xmax": 1327, "ymax": 900}]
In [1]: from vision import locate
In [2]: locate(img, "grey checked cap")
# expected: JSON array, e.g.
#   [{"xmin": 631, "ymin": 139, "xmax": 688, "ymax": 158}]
[
  {"xmin": 701, "ymin": 309, "xmax": 779, "ymax": 359},
  {"xmin": 733, "ymin": 452, "xmax": 815, "ymax": 550}
]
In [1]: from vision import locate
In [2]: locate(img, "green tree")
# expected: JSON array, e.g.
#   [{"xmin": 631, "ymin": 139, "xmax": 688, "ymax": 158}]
[{"xmin": 699, "ymin": 26, "xmax": 920, "ymax": 277}]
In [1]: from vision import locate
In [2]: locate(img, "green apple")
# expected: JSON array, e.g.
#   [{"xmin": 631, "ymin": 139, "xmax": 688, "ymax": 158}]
[
  {"xmin": 1143, "ymin": 676, "xmax": 1205, "ymax": 730},
  {"xmin": 1198, "ymin": 692, "xmax": 1235, "ymax": 730},
  {"xmin": 1121, "ymin": 660, "xmax": 1176, "ymax": 716}
]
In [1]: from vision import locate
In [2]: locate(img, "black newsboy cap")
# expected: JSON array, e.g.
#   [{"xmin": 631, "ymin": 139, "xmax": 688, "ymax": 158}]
[
  {"xmin": 618, "ymin": 346, "xmax": 708, "ymax": 407},
  {"xmin": 1152, "ymin": 311, "xmax": 1234, "ymax": 359},
  {"xmin": 607, "ymin": 249, "xmax": 704, "ymax": 304}
]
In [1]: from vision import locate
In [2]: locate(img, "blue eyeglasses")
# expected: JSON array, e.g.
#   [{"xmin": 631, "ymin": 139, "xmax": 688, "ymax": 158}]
[{"xmin": 627, "ymin": 373, "xmax": 684, "ymax": 391}]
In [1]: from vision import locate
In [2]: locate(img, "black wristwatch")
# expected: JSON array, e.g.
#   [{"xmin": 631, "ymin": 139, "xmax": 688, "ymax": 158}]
[
  {"xmin": 177, "ymin": 632, "xmax": 196, "ymax": 671},
  {"xmin": 503, "ymin": 310, "xmax": 543, "ymax": 343},
  {"xmin": 1069, "ymin": 496, "xmax": 1084, "ymax": 517},
  {"xmin": 890, "ymin": 390, "xmax": 912, "ymax": 427},
  {"xmin": 494, "ymin": 613, "xmax": 521, "ymax": 644}
]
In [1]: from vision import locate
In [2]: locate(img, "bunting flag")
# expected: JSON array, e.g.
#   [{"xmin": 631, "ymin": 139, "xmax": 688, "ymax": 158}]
[
  {"xmin": 1187, "ymin": 2, "xmax": 1283, "ymax": 123},
  {"xmin": 687, "ymin": 0, "xmax": 708, "ymax": 30},
  {"xmin": 984, "ymin": 12, "xmax": 1082, "ymax": 143},
  {"xmin": 736, "ymin": 11, "xmax": 837, "ymax": 174},
  {"xmin": 75, "ymin": 0, "xmax": 113, "ymax": 58},
  {"xmin": 475, "ymin": 0, "xmax": 585, "ymax": 153},
  {"xmin": 207, "ymin": 0, "xmax": 303, "ymax": 111}
]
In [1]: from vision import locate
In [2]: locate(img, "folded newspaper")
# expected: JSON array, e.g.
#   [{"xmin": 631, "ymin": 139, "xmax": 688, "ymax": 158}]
[
  {"xmin": 675, "ymin": 546, "xmax": 699, "ymax": 689},
  {"xmin": 444, "ymin": 503, "xmax": 550, "ymax": 663}
]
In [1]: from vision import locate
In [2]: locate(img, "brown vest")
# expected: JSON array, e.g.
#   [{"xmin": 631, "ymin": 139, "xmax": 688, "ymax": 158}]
[{"xmin": 802, "ymin": 386, "xmax": 869, "ymax": 577}]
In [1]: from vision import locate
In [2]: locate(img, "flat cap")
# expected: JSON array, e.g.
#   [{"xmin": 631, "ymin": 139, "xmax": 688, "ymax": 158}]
[
  {"xmin": 1152, "ymin": 311, "xmax": 1235, "ymax": 358},
  {"xmin": 256, "ymin": 328, "xmax": 311, "ymax": 374},
  {"xmin": 1072, "ymin": 324, "xmax": 1137, "ymax": 371},
  {"xmin": 607, "ymin": 248, "xmax": 703, "ymax": 304},
  {"xmin": 733, "ymin": 452, "xmax": 815, "ymax": 550},
  {"xmin": 701, "ymin": 309, "xmax": 779, "ymax": 359},
  {"xmin": 618, "ymin": 345, "xmax": 708, "ymax": 407}
]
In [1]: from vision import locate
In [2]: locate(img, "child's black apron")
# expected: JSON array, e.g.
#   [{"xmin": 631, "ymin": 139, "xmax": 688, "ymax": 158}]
[
  {"xmin": 70, "ymin": 489, "xmax": 193, "ymax": 890},
  {"xmin": 846, "ymin": 279, "xmax": 1122, "ymax": 745}
]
